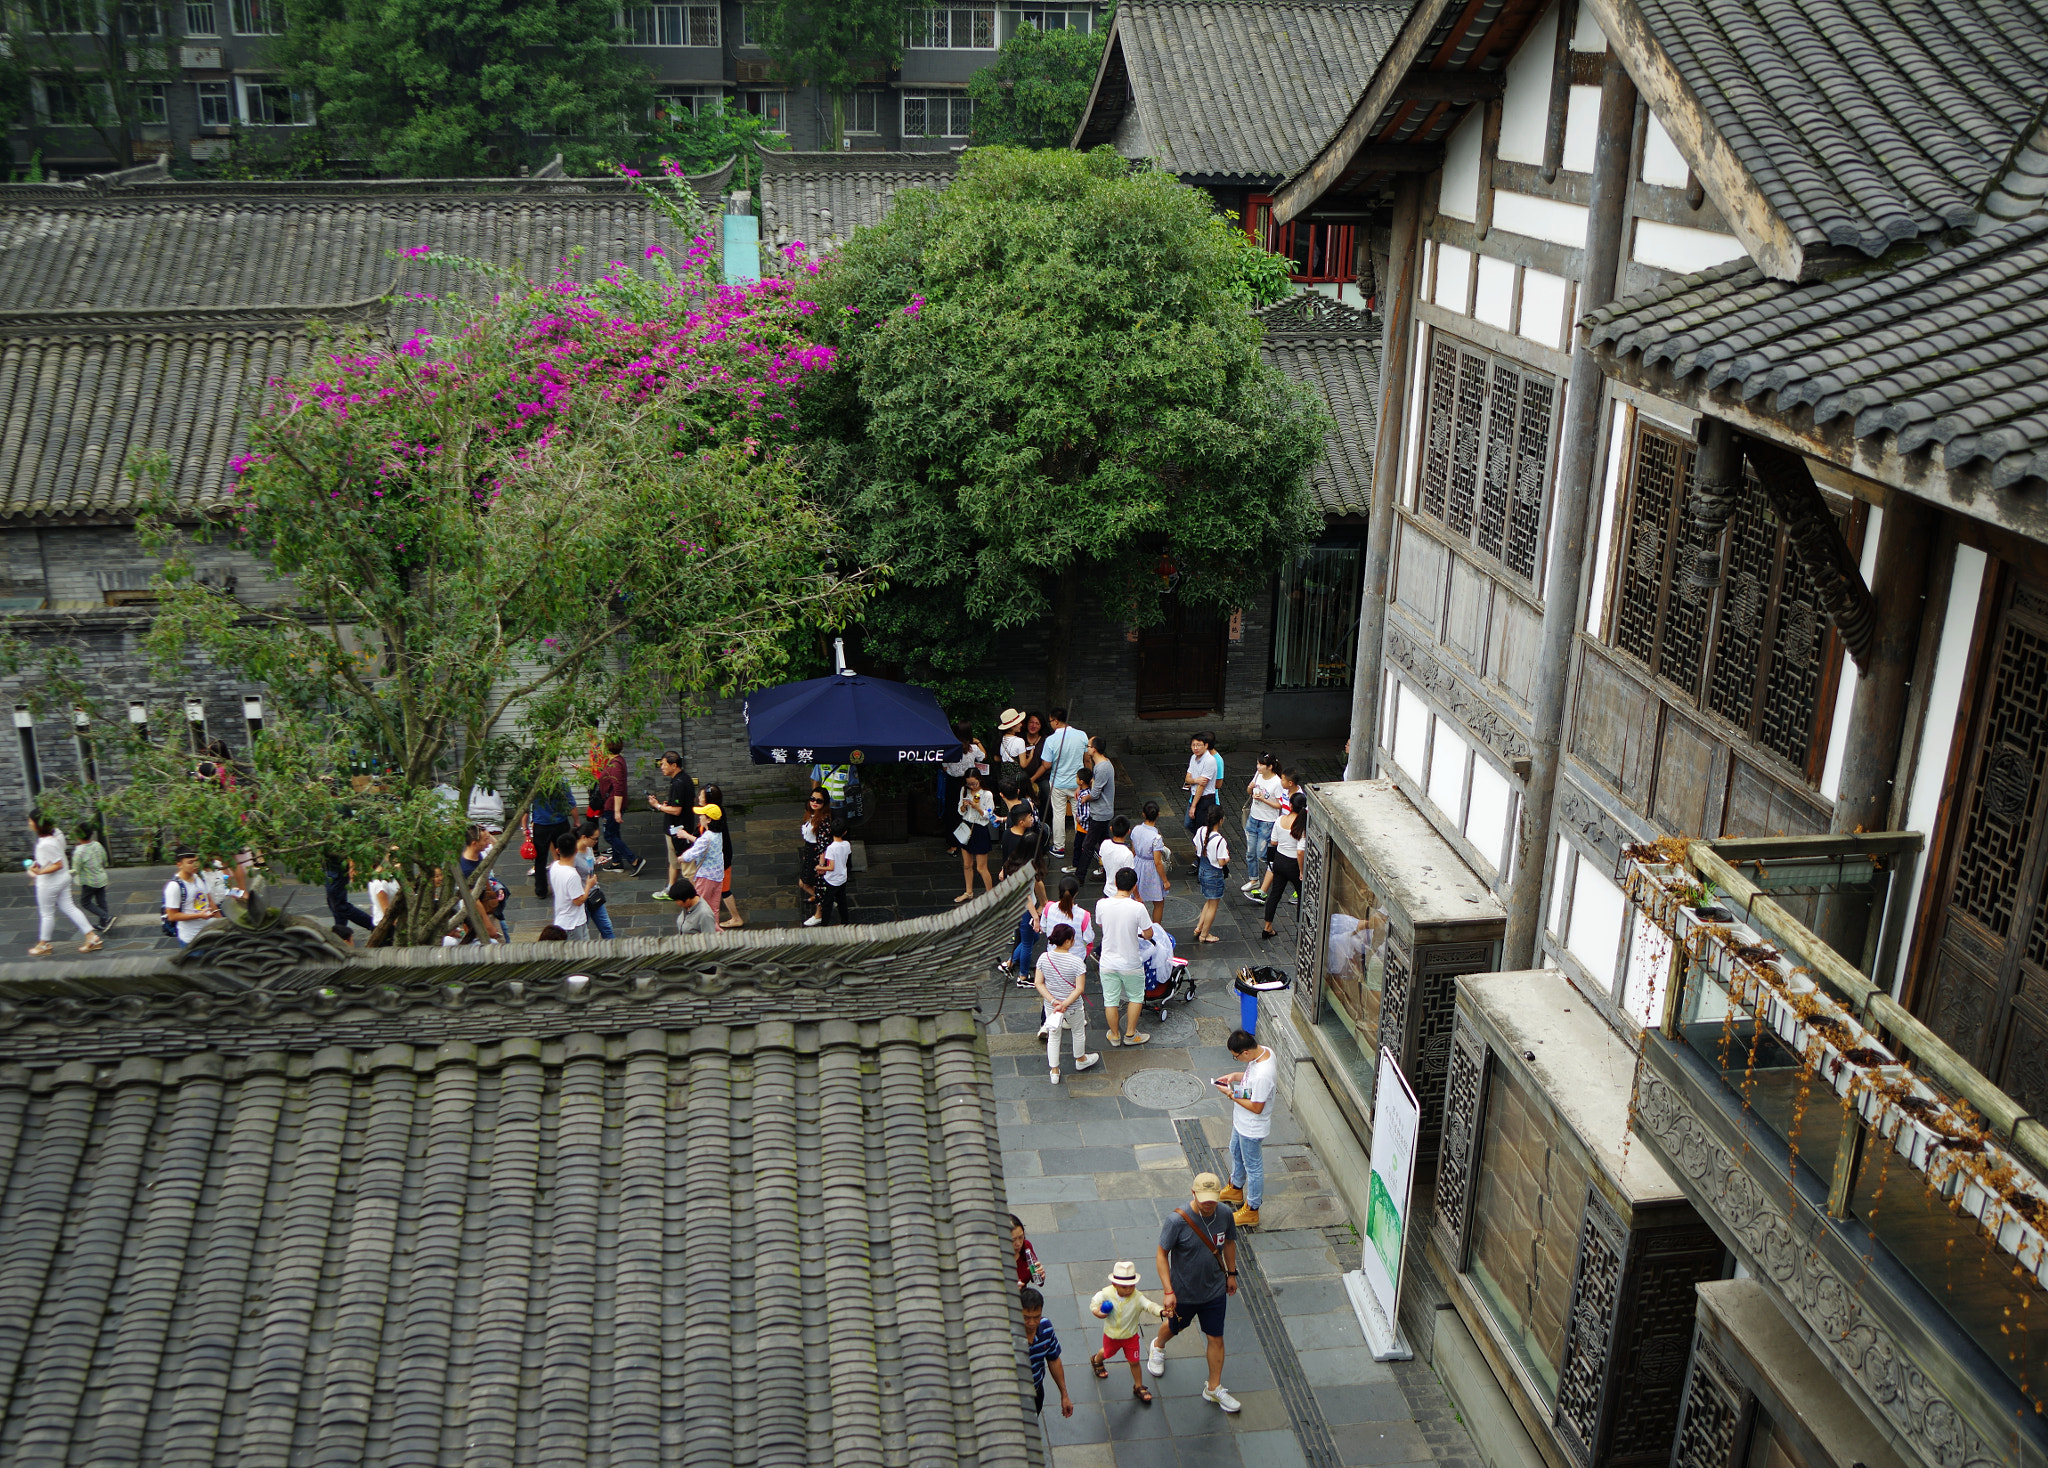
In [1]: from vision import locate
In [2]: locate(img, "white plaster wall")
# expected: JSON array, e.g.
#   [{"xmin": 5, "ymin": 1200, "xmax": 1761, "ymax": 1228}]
[
  {"xmin": 1393, "ymin": 680, "xmax": 1429, "ymax": 779},
  {"xmin": 1519, "ymin": 267, "xmax": 1568, "ymax": 349},
  {"xmin": 1466, "ymin": 755, "xmax": 1513, "ymax": 875},
  {"xmin": 1562, "ymin": 86, "xmax": 1600, "ymax": 173},
  {"xmin": 1566, "ymin": 850, "xmax": 1627, "ymax": 991},
  {"xmin": 1892, "ymin": 544, "xmax": 1989, "ymax": 995},
  {"xmin": 1428, "ymin": 720, "xmax": 1469, "ymax": 820},
  {"xmin": 1585, "ymin": 400, "xmax": 1629, "ymax": 633},
  {"xmin": 1498, "ymin": 5, "xmax": 1560, "ymax": 165},
  {"xmin": 1572, "ymin": 4, "xmax": 1607, "ymax": 49},
  {"xmin": 1822, "ymin": 504, "xmax": 1885, "ymax": 800},
  {"xmin": 1440, "ymin": 111, "xmax": 1483, "ymax": 222},
  {"xmin": 1641, "ymin": 115, "xmax": 1691, "ymax": 188},
  {"xmin": 1435, "ymin": 244, "xmax": 1472, "ymax": 311},
  {"xmin": 1475, "ymin": 254, "xmax": 1516, "ymax": 328},
  {"xmin": 1493, "ymin": 191, "xmax": 1589, "ymax": 247},
  {"xmin": 1632, "ymin": 219, "xmax": 1747, "ymax": 272}
]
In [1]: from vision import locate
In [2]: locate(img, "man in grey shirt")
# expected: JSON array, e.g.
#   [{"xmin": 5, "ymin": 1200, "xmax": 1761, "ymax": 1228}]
[
  {"xmin": 1148, "ymin": 1171, "xmax": 1241, "ymax": 1413},
  {"xmin": 1077, "ymin": 736, "xmax": 1116, "ymax": 876},
  {"xmin": 670, "ymin": 881, "xmax": 718, "ymax": 936}
]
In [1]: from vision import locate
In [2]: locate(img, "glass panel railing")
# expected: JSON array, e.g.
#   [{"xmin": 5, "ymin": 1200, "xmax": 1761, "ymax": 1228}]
[{"xmin": 1624, "ymin": 834, "xmax": 2048, "ymax": 1412}]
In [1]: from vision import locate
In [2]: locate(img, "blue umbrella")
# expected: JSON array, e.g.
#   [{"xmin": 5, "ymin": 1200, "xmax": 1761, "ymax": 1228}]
[{"xmin": 744, "ymin": 668, "xmax": 957, "ymax": 767}]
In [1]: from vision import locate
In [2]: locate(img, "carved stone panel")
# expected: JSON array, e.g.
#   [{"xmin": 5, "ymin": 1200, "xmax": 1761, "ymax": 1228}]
[
  {"xmin": 1433, "ymin": 1012, "xmax": 1488, "ymax": 1265},
  {"xmin": 1672, "ymin": 1332, "xmax": 1750, "ymax": 1468},
  {"xmin": 1555, "ymin": 782, "xmax": 1628, "ymax": 867},
  {"xmin": 1387, "ymin": 625, "xmax": 1532, "ymax": 767},
  {"xmin": 1296, "ymin": 834, "xmax": 1327, "ymax": 1024},
  {"xmin": 1554, "ymin": 1187, "xmax": 1628, "ymax": 1467}
]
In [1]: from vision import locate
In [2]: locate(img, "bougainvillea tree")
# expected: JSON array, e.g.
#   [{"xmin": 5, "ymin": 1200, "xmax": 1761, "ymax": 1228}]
[{"xmin": 33, "ymin": 171, "xmax": 864, "ymax": 946}]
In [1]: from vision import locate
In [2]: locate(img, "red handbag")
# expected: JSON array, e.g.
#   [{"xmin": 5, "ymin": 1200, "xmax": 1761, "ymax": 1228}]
[{"xmin": 519, "ymin": 834, "xmax": 537, "ymax": 861}]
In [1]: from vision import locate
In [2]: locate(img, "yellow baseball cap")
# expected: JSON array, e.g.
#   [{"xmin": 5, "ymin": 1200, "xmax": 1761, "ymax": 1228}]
[{"xmin": 692, "ymin": 803, "xmax": 723, "ymax": 820}]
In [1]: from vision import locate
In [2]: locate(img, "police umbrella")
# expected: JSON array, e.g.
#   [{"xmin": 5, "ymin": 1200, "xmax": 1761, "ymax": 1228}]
[{"xmin": 743, "ymin": 665, "xmax": 957, "ymax": 768}]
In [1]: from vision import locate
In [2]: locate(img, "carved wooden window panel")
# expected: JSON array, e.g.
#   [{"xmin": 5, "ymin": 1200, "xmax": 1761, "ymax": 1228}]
[
  {"xmin": 1413, "ymin": 334, "xmax": 1560, "ymax": 587},
  {"xmin": 1608, "ymin": 423, "xmax": 1844, "ymax": 783}
]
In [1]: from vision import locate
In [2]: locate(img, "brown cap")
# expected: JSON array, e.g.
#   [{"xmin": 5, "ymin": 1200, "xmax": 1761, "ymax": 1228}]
[{"xmin": 1190, "ymin": 1172, "xmax": 1224, "ymax": 1203}]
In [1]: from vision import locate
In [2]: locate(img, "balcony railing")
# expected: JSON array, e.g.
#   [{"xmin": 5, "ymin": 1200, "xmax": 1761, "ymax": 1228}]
[{"xmin": 1622, "ymin": 833, "xmax": 2048, "ymax": 1421}]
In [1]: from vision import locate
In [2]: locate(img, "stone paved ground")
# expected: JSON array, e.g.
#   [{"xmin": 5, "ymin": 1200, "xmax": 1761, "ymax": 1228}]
[{"xmin": 0, "ymin": 740, "xmax": 1482, "ymax": 1468}]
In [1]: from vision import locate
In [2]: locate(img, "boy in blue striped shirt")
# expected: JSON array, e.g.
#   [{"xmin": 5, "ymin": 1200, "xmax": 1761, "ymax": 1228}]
[{"xmin": 1020, "ymin": 1286, "xmax": 1073, "ymax": 1418}]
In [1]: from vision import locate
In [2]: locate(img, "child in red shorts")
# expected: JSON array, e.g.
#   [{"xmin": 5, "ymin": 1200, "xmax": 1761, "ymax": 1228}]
[{"xmin": 1088, "ymin": 1260, "xmax": 1164, "ymax": 1404}]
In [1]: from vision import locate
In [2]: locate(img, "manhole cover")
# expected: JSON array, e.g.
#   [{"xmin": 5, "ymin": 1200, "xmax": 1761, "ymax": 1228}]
[
  {"xmin": 1123, "ymin": 1069, "xmax": 1215, "ymax": 1111},
  {"xmin": 1138, "ymin": 1006, "xmax": 1199, "ymax": 1049}
]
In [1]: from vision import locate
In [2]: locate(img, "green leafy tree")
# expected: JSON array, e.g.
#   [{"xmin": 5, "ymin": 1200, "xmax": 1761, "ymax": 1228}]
[
  {"xmin": 643, "ymin": 105, "xmax": 788, "ymax": 194},
  {"xmin": 803, "ymin": 146, "xmax": 1328, "ymax": 712},
  {"xmin": 966, "ymin": 16, "xmax": 1107, "ymax": 148},
  {"xmin": 272, "ymin": 0, "xmax": 655, "ymax": 175},
  {"xmin": 18, "ymin": 174, "xmax": 866, "ymax": 945},
  {"xmin": 744, "ymin": 0, "xmax": 899, "ymax": 151},
  {"xmin": 5, "ymin": 0, "xmax": 182, "ymax": 172}
]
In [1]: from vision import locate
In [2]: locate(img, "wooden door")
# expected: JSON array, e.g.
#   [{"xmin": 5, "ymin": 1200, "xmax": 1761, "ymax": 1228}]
[
  {"xmin": 1919, "ymin": 573, "xmax": 2048, "ymax": 1114},
  {"xmin": 1136, "ymin": 597, "xmax": 1226, "ymax": 716}
]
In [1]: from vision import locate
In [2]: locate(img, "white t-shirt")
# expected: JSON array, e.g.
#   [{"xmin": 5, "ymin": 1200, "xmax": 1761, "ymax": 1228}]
[
  {"xmin": 823, "ymin": 839, "xmax": 851, "ymax": 886},
  {"xmin": 1187, "ymin": 750, "xmax": 1223, "ymax": 802},
  {"xmin": 33, "ymin": 832, "xmax": 67, "ymax": 883},
  {"xmin": 1196, "ymin": 828, "xmax": 1230, "ymax": 869},
  {"xmin": 1001, "ymin": 733, "xmax": 1027, "ymax": 764},
  {"xmin": 162, "ymin": 876, "xmax": 214, "ymax": 945},
  {"xmin": 1098, "ymin": 838, "xmax": 1135, "ymax": 894},
  {"xmin": 1249, "ymin": 773, "xmax": 1286, "ymax": 822},
  {"xmin": 943, "ymin": 741, "xmax": 985, "ymax": 778},
  {"xmin": 1273, "ymin": 815, "xmax": 1302, "ymax": 860},
  {"xmin": 1039, "ymin": 901, "xmax": 1092, "ymax": 950},
  {"xmin": 549, "ymin": 861, "xmax": 588, "ymax": 931},
  {"xmin": 959, "ymin": 788, "xmax": 995, "ymax": 827},
  {"xmin": 1095, "ymin": 894, "xmax": 1151, "ymax": 973},
  {"xmin": 1036, "ymin": 947, "xmax": 1086, "ymax": 1002},
  {"xmin": 1230, "ymin": 1047, "xmax": 1280, "ymax": 1139},
  {"xmin": 367, "ymin": 877, "xmax": 401, "ymax": 919}
]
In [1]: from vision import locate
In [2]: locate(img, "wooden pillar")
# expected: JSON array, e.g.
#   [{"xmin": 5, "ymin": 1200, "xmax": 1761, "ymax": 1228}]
[
  {"xmin": 1343, "ymin": 174, "xmax": 1424, "ymax": 781},
  {"xmin": 1817, "ymin": 496, "xmax": 1936, "ymax": 959},
  {"xmin": 1500, "ymin": 55, "xmax": 1637, "ymax": 971}
]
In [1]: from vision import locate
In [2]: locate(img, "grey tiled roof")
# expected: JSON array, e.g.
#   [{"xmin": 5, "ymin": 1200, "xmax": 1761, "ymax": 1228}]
[
  {"xmin": 757, "ymin": 149, "xmax": 959, "ymax": 251},
  {"xmin": 1632, "ymin": 0, "xmax": 2048, "ymax": 257},
  {"xmin": 1078, "ymin": 1, "xmax": 1406, "ymax": 179},
  {"xmin": 1257, "ymin": 292, "xmax": 1379, "ymax": 517},
  {"xmin": 1585, "ymin": 215, "xmax": 2048, "ymax": 492},
  {"xmin": 0, "ymin": 187, "xmax": 711, "ymax": 311},
  {"xmin": 0, "ymin": 1014, "xmax": 1033, "ymax": 1467}
]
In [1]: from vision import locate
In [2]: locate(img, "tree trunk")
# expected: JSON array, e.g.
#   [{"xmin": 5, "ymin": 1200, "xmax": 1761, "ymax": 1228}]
[
  {"xmin": 1046, "ymin": 564, "xmax": 1080, "ymax": 712},
  {"xmin": 829, "ymin": 91, "xmax": 845, "ymax": 151}
]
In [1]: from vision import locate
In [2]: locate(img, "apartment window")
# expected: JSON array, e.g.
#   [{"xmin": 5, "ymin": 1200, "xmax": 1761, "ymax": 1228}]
[
  {"xmin": 652, "ymin": 86, "xmax": 721, "ymax": 126},
  {"xmin": 1605, "ymin": 421, "xmax": 1842, "ymax": 775},
  {"xmin": 243, "ymin": 694, "xmax": 264, "ymax": 740},
  {"xmin": 738, "ymin": 4, "xmax": 760, "ymax": 44},
  {"xmin": 195, "ymin": 79, "xmax": 231, "ymax": 126},
  {"xmin": 134, "ymin": 81, "xmax": 168, "ymax": 124},
  {"xmin": 128, "ymin": 701, "xmax": 150, "ymax": 744},
  {"xmin": 14, "ymin": 708, "xmax": 41, "ymax": 800},
  {"xmin": 1271, "ymin": 545, "xmax": 1362, "ymax": 691},
  {"xmin": 239, "ymin": 77, "xmax": 311, "ymax": 125},
  {"xmin": 185, "ymin": 698, "xmax": 207, "ymax": 752},
  {"xmin": 36, "ymin": 78, "xmax": 103, "ymax": 124},
  {"xmin": 845, "ymin": 90, "xmax": 880, "ymax": 135},
  {"xmin": 1245, "ymin": 199, "xmax": 1357, "ymax": 285},
  {"xmin": 737, "ymin": 89, "xmax": 786, "ymax": 132},
  {"xmin": 28, "ymin": 0, "xmax": 97, "ymax": 34},
  {"xmin": 903, "ymin": 91, "xmax": 972, "ymax": 138},
  {"xmin": 622, "ymin": 3, "xmax": 717, "ymax": 45},
  {"xmin": 118, "ymin": 0, "xmax": 164, "ymax": 34},
  {"xmin": 230, "ymin": 0, "xmax": 279, "ymax": 32},
  {"xmin": 904, "ymin": 7, "xmax": 995, "ymax": 47},
  {"xmin": 1019, "ymin": 6, "xmax": 1091, "ymax": 31},
  {"xmin": 185, "ymin": 0, "xmax": 215, "ymax": 32},
  {"xmin": 1415, "ymin": 335, "xmax": 1560, "ymax": 587}
]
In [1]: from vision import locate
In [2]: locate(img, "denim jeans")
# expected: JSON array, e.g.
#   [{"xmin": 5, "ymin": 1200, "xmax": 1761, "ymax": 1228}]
[
  {"xmin": 601, "ymin": 813, "xmax": 637, "ymax": 868},
  {"xmin": 1244, "ymin": 818, "xmax": 1274, "ymax": 886},
  {"xmin": 1229, "ymin": 1130, "xmax": 1264, "ymax": 1209},
  {"xmin": 586, "ymin": 897, "xmax": 615, "ymax": 940}
]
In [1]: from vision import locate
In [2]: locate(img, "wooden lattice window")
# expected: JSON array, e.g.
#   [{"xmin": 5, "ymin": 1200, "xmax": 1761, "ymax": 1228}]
[
  {"xmin": 1606, "ymin": 422, "xmax": 1845, "ymax": 778},
  {"xmin": 1415, "ymin": 335, "xmax": 1558, "ymax": 585}
]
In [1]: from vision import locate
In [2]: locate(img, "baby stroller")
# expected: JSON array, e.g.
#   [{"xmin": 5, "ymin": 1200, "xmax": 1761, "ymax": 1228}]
[{"xmin": 1139, "ymin": 928, "xmax": 1195, "ymax": 1019}]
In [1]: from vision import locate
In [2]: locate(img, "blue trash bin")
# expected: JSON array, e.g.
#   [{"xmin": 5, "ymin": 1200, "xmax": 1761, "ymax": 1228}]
[{"xmin": 1233, "ymin": 967, "xmax": 1291, "ymax": 1038}]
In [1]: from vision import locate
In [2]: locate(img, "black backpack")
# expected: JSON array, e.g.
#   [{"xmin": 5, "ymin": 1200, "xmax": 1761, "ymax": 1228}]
[{"xmin": 161, "ymin": 878, "xmax": 188, "ymax": 937}]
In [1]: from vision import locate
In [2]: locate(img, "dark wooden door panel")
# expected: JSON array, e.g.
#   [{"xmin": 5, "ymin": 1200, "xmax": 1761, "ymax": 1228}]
[{"xmin": 1136, "ymin": 598, "xmax": 1226, "ymax": 715}]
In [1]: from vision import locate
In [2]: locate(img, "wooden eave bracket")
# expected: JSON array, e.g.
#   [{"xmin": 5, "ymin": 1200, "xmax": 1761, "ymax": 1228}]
[{"xmin": 1738, "ymin": 432, "xmax": 1878, "ymax": 671}]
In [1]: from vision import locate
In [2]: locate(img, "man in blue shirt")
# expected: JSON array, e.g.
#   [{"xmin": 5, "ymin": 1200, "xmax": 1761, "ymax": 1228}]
[
  {"xmin": 528, "ymin": 773, "xmax": 577, "ymax": 901},
  {"xmin": 1041, "ymin": 708, "xmax": 1089, "ymax": 858},
  {"xmin": 1020, "ymin": 1286, "xmax": 1073, "ymax": 1418}
]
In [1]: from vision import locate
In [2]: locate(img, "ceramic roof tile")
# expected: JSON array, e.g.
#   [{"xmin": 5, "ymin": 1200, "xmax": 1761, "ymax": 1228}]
[
  {"xmin": 1256, "ymin": 291, "xmax": 1381, "ymax": 516},
  {"xmin": 1087, "ymin": 1, "xmax": 1407, "ymax": 179},
  {"xmin": 0, "ymin": 1014, "xmax": 1024, "ymax": 1466},
  {"xmin": 1586, "ymin": 215, "xmax": 2048, "ymax": 492},
  {"xmin": 1635, "ymin": 0, "xmax": 2048, "ymax": 256},
  {"xmin": 757, "ymin": 149, "xmax": 959, "ymax": 251}
]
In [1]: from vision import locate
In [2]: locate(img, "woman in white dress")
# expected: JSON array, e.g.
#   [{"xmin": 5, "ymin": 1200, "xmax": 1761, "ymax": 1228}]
[{"xmin": 26, "ymin": 812, "xmax": 100, "ymax": 956}]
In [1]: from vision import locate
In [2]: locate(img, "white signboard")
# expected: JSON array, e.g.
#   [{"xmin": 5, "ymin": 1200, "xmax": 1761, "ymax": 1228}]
[
  {"xmin": 1621, "ymin": 909, "xmax": 1674, "ymax": 1032},
  {"xmin": 1345, "ymin": 1045, "xmax": 1418, "ymax": 1360}
]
